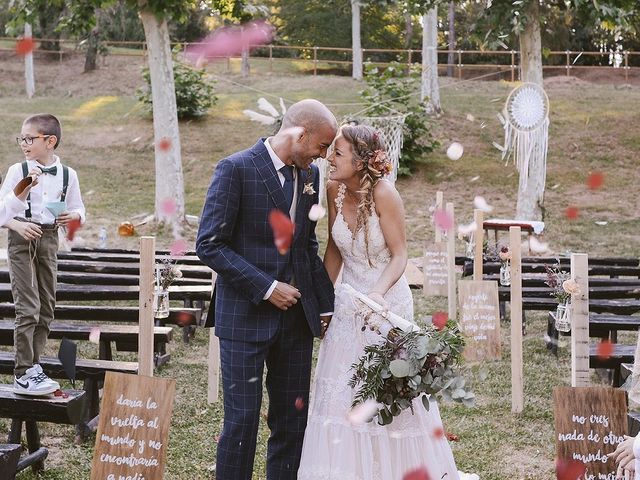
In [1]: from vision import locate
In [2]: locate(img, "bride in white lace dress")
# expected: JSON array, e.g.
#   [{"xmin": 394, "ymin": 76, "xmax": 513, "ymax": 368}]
[{"xmin": 298, "ymin": 125, "xmax": 459, "ymax": 480}]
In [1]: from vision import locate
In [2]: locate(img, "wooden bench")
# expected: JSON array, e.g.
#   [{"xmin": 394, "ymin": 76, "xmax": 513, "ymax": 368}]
[
  {"xmin": 0, "ymin": 269, "xmax": 210, "ymax": 286},
  {"xmin": 0, "ymin": 351, "xmax": 137, "ymax": 440},
  {"xmin": 0, "ymin": 321, "xmax": 173, "ymax": 366},
  {"xmin": 589, "ymin": 343, "xmax": 635, "ymax": 387},
  {"xmin": 463, "ymin": 261, "xmax": 640, "ymax": 278},
  {"xmin": 0, "ymin": 444, "xmax": 21, "ymax": 478},
  {"xmin": 0, "ymin": 385, "xmax": 86, "ymax": 474}
]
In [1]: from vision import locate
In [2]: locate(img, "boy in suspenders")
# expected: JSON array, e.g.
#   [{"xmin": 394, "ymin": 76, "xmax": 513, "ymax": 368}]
[{"xmin": 0, "ymin": 114, "xmax": 86, "ymax": 395}]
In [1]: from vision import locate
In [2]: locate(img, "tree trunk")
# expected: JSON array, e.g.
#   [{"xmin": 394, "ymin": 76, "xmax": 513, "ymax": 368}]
[
  {"xmin": 24, "ymin": 23, "xmax": 35, "ymax": 99},
  {"xmin": 139, "ymin": 10, "xmax": 185, "ymax": 226},
  {"xmin": 84, "ymin": 28, "xmax": 100, "ymax": 73},
  {"xmin": 351, "ymin": 0, "xmax": 363, "ymax": 80},
  {"xmin": 241, "ymin": 46, "xmax": 250, "ymax": 77},
  {"xmin": 404, "ymin": 11, "xmax": 413, "ymax": 50},
  {"xmin": 421, "ymin": 8, "xmax": 441, "ymax": 114},
  {"xmin": 515, "ymin": 0, "xmax": 544, "ymax": 220},
  {"xmin": 447, "ymin": 1, "xmax": 456, "ymax": 77}
]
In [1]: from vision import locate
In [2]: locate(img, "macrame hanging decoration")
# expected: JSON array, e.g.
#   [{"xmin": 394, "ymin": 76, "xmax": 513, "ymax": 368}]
[{"xmin": 497, "ymin": 83, "xmax": 550, "ymax": 197}]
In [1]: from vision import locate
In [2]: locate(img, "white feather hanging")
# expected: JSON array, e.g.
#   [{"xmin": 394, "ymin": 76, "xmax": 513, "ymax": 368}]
[
  {"xmin": 257, "ymin": 97, "xmax": 280, "ymax": 117},
  {"xmin": 243, "ymin": 109, "xmax": 277, "ymax": 125}
]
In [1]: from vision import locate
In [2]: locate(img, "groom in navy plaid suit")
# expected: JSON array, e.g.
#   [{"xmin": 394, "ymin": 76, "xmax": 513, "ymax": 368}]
[{"xmin": 196, "ymin": 99, "xmax": 337, "ymax": 479}]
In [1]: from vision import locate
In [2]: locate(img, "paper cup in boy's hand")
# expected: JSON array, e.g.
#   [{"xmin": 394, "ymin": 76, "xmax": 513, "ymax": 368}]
[
  {"xmin": 45, "ymin": 201, "xmax": 67, "ymax": 218},
  {"xmin": 13, "ymin": 176, "xmax": 33, "ymax": 196}
]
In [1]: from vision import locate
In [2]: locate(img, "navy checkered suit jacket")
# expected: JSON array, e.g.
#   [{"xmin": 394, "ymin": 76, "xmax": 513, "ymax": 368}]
[{"xmin": 196, "ymin": 139, "xmax": 335, "ymax": 342}]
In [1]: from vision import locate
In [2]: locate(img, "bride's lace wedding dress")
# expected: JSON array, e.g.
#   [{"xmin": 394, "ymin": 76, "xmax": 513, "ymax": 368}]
[{"xmin": 298, "ymin": 183, "xmax": 460, "ymax": 480}]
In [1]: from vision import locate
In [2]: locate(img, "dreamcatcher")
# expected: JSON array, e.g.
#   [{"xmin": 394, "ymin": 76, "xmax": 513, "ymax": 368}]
[{"xmin": 497, "ymin": 83, "xmax": 550, "ymax": 196}]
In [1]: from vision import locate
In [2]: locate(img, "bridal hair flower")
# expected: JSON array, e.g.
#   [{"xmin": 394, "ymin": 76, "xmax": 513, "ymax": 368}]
[{"xmin": 367, "ymin": 149, "xmax": 392, "ymax": 176}]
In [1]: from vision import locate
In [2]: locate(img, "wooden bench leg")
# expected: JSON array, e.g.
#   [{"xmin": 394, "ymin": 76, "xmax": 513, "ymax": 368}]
[
  {"xmin": 499, "ymin": 301, "xmax": 506, "ymax": 322},
  {"xmin": 24, "ymin": 421, "xmax": 45, "ymax": 473},
  {"xmin": 99, "ymin": 340, "xmax": 113, "ymax": 361},
  {"xmin": 8, "ymin": 419, "xmax": 22, "ymax": 444}
]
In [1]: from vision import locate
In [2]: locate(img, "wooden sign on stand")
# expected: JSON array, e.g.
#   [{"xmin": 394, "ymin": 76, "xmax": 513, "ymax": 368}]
[
  {"xmin": 571, "ymin": 253, "xmax": 590, "ymax": 387},
  {"xmin": 458, "ymin": 279, "xmax": 501, "ymax": 361},
  {"xmin": 554, "ymin": 386, "xmax": 627, "ymax": 478},
  {"xmin": 509, "ymin": 227, "xmax": 523, "ymax": 413},
  {"xmin": 91, "ymin": 372, "xmax": 176, "ymax": 480},
  {"xmin": 423, "ymin": 242, "xmax": 448, "ymax": 296}
]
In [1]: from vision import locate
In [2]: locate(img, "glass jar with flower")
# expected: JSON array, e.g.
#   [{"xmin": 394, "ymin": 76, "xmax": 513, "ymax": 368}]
[
  {"xmin": 498, "ymin": 246, "xmax": 512, "ymax": 286},
  {"xmin": 545, "ymin": 263, "xmax": 581, "ymax": 333},
  {"xmin": 153, "ymin": 259, "xmax": 182, "ymax": 318}
]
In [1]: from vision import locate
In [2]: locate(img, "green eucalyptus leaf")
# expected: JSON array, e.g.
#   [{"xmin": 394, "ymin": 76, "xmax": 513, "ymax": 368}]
[{"xmin": 389, "ymin": 359, "xmax": 411, "ymax": 378}]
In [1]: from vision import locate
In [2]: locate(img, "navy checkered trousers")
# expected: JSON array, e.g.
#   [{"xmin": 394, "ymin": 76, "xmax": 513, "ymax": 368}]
[{"xmin": 196, "ymin": 139, "xmax": 335, "ymax": 479}]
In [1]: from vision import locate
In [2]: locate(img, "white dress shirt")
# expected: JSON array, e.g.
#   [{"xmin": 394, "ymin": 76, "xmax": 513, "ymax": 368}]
[
  {"xmin": 0, "ymin": 155, "xmax": 86, "ymax": 225},
  {"xmin": 261, "ymin": 140, "xmax": 333, "ymax": 317},
  {"xmin": 0, "ymin": 192, "xmax": 28, "ymax": 227}
]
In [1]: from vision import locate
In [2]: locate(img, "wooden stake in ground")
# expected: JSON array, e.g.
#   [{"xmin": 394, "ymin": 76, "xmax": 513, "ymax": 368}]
[
  {"xmin": 473, "ymin": 209, "xmax": 484, "ymax": 281},
  {"xmin": 509, "ymin": 227, "xmax": 523, "ymax": 413},
  {"xmin": 571, "ymin": 253, "xmax": 589, "ymax": 387},
  {"xmin": 139, "ymin": 236, "xmax": 155, "ymax": 377},
  {"xmin": 434, "ymin": 190, "xmax": 444, "ymax": 243},
  {"xmin": 446, "ymin": 202, "xmax": 456, "ymax": 320},
  {"xmin": 208, "ymin": 271, "xmax": 220, "ymax": 404}
]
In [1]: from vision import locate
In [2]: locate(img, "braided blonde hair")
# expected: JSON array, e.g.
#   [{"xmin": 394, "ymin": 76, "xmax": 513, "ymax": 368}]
[{"xmin": 340, "ymin": 124, "xmax": 392, "ymax": 266}]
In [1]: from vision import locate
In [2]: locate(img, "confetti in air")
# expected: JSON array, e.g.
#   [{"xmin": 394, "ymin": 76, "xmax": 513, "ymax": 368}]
[
  {"xmin": 308, "ymin": 204, "xmax": 326, "ymax": 221},
  {"xmin": 565, "ymin": 206, "xmax": 579, "ymax": 220},
  {"xmin": 185, "ymin": 20, "xmax": 273, "ymax": 65},
  {"xmin": 402, "ymin": 466, "xmax": 432, "ymax": 480},
  {"xmin": 433, "ymin": 209, "xmax": 454, "ymax": 232},
  {"xmin": 16, "ymin": 37, "xmax": 35, "ymax": 56},
  {"xmin": 529, "ymin": 236, "xmax": 549, "ymax": 254},
  {"xmin": 586, "ymin": 171, "xmax": 604, "ymax": 190},
  {"xmin": 446, "ymin": 142, "xmax": 464, "ymax": 161},
  {"xmin": 457, "ymin": 221, "xmax": 477, "ymax": 236},
  {"xmin": 158, "ymin": 137, "xmax": 172, "ymax": 152},
  {"xmin": 432, "ymin": 312, "xmax": 448, "ymax": 331},
  {"xmin": 160, "ymin": 198, "xmax": 178, "ymax": 217},
  {"xmin": 597, "ymin": 340, "xmax": 614, "ymax": 360},
  {"xmin": 269, "ymin": 210, "xmax": 295, "ymax": 254},
  {"xmin": 555, "ymin": 458, "xmax": 585, "ymax": 480},
  {"xmin": 347, "ymin": 399, "xmax": 379, "ymax": 426},
  {"xmin": 170, "ymin": 238, "xmax": 189, "ymax": 256},
  {"xmin": 473, "ymin": 196, "xmax": 493, "ymax": 213},
  {"xmin": 66, "ymin": 218, "xmax": 82, "ymax": 241},
  {"xmin": 294, "ymin": 397, "xmax": 305, "ymax": 411},
  {"xmin": 432, "ymin": 426, "xmax": 445, "ymax": 439}
]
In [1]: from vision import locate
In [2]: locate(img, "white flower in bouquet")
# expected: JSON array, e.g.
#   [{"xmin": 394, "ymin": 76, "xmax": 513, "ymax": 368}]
[{"xmin": 562, "ymin": 279, "xmax": 581, "ymax": 296}]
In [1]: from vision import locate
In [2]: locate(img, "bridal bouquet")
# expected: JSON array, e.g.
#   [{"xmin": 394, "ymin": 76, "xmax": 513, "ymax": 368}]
[{"xmin": 344, "ymin": 285, "xmax": 474, "ymax": 426}]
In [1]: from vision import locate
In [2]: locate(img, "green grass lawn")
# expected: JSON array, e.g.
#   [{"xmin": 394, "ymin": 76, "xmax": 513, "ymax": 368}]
[{"xmin": 0, "ymin": 55, "xmax": 639, "ymax": 479}]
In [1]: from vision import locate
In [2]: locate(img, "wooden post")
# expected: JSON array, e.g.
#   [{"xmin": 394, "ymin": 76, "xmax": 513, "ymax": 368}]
[
  {"xmin": 473, "ymin": 209, "xmax": 484, "ymax": 281},
  {"xmin": 510, "ymin": 50, "xmax": 515, "ymax": 83},
  {"xmin": 138, "ymin": 237, "xmax": 155, "ymax": 377},
  {"xmin": 208, "ymin": 271, "xmax": 220, "ymax": 404},
  {"xmin": 434, "ymin": 191, "xmax": 444, "ymax": 243},
  {"xmin": 446, "ymin": 202, "xmax": 456, "ymax": 320},
  {"xmin": 571, "ymin": 253, "xmax": 590, "ymax": 387},
  {"xmin": 269, "ymin": 45, "xmax": 273, "ymax": 73},
  {"xmin": 509, "ymin": 227, "xmax": 523, "ymax": 413},
  {"xmin": 313, "ymin": 47, "xmax": 318, "ymax": 76}
]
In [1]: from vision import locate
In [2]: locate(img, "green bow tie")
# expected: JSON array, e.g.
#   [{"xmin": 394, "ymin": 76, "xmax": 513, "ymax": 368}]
[{"xmin": 38, "ymin": 166, "xmax": 57, "ymax": 175}]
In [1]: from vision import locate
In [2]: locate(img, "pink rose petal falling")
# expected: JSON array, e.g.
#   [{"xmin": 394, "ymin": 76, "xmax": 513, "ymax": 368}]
[
  {"xmin": 529, "ymin": 236, "xmax": 549, "ymax": 254},
  {"xmin": 431, "ymin": 426, "xmax": 445, "ymax": 439},
  {"xmin": 269, "ymin": 210, "xmax": 295, "ymax": 254},
  {"xmin": 565, "ymin": 206, "xmax": 579, "ymax": 220},
  {"xmin": 170, "ymin": 238, "xmax": 189, "ymax": 256},
  {"xmin": 555, "ymin": 458, "xmax": 585, "ymax": 480},
  {"xmin": 185, "ymin": 20, "xmax": 274, "ymax": 64},
  {"xmin": 433, "ymin": 209, "xmax": 454, "ymax": 232},
  {"xmin": 89, "ymin": 327, "xmax": 101, "ymax": 344},
  {"xmin": 432, "ymin": 312, "xmax": 448, "ymax": 331},
  {"xmin": 347, "ymin": 399, "xmax": 379, "ymax": 426},
  {"xmin": 158, "ymin": 137, "xmax": 172, "ymax": 152},
  {"xmin": 175, "ymin": 311, "xmax": 195, "ymax": 327},
  {"xmin": 586, "ymin": 171, "xmax": 604, "ymax": 190},
  {"xmin": 16, "ymin": 37, "xmax": 35, "ymax": 56},
  {"xmin": 473, "ymin": 196, "xmax": 493, "ymax": 213},
  {"xmin": 66, "ymin": 218, "xmax": 82, "ymax": 241},
  {"xmin": 294, "ymin": 397, "xmax": 305, "ymax": 411},
  {"xmin": 402, "ymin": 466, "xmax": 432, "ymax": 480},
  {"xmin": 597, "ymin": 339, "xmax": 614, "ymax": 360},
  {"xmin": 160, "ymin": 197, "xmax": 178, "ymax": 217}
]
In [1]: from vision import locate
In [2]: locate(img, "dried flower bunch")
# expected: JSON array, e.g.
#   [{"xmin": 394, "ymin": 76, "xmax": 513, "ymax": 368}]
[
  {"xmin": 155, "ymin": 258, "xmax": 182, "ymax": 290},
  {"xmin": 544, "ymin": 261, "xmax": 581, "ymax": 304}
]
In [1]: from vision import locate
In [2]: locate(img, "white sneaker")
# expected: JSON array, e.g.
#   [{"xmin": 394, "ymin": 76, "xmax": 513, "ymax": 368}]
[{"xmin": 13, "ymin": 364, "xmax": 60, "ymax": 396}]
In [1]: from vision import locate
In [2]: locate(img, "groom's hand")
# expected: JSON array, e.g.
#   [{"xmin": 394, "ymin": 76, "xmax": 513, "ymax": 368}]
[{"xmin": 268, "ymin": 282, "xmax": 301, "ymax": 310}]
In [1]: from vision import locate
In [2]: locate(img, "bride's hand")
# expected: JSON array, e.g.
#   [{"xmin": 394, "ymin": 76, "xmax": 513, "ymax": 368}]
[{"xmin": 367, "ymin": 291, "xmax": 388, "ymax": 315}]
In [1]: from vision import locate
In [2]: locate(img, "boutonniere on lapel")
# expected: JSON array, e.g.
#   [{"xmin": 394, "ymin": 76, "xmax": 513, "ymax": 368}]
[{"xmin": 302, "ymin": 169, "xmax": 315, "ymax": 195}]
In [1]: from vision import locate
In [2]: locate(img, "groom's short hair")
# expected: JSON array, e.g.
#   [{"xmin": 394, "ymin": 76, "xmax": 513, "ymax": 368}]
[{"xmin": 280, "ymin": 99, "xmax": 336, "ymax": 134}]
